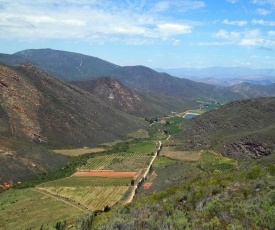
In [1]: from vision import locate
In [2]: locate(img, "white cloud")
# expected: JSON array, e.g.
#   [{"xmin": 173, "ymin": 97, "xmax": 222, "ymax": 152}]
[
  {"xmin": 213, "ymin": 28, "xmax": 273, "ymax": 46},
  {"xmin": 256, "ymin": 8, "xmax": 271, "ymax": 15},
  {"xmin": 152, "ymin": 1, "xmax": 205, "ymax": 13},
  {"xmin": 239, "ymin": 39, "xmax": 262, "ymax": 46},
  {"xmin": 0, "ymin": 1, "xmax": 194, "ymax": 43},
  {"xmin": 157, "ymin": 23, "xmax": 192, "ymax": 36},
  {"xmin": 172, "ymin": 39, "xmax": 181, "ymax": 46},
  {"xmin": 154, "ymin": 1, "xmax": 170, "ymax": 12},
  {"xmin": 226, "ymin": 0, "xmax": 239, "ymax": 3},
  {"xmin": 213, "ymin": 29, "xmax": 241, "ymax": 41},
  {"xmin": 252, "ymin": 19, "xmax": 275, "ymax": 26},
  {"xmin": 223, "ymin": 19, "xmax": 248, "ymax": 26},
  {"xmin": 251, "ymin": 0, "xmax": 275, "ymax": 7}
]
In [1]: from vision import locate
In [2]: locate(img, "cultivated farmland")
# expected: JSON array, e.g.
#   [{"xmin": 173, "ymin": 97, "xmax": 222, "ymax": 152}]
[
  {"xmin": 37, "ymin": 186, "xmax": 129, "ymax": 211},
  {"xmin": 0, "ymin": 188, "xmax": 83, "ymax": 229},
  {"xmin": 79, "ymin": 140, "xmax": 157, "ymax": 172},
  {"xmin": 34, "ymin": 140, "xmax": 157, "ymax": 213}
]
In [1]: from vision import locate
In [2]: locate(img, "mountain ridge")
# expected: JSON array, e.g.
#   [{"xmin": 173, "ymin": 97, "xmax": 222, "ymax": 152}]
[
  {"xmin": 174, "ymin": 97, "xmax": 275, "ymax": 159},
  {"xmin": 1, "ymin": 49, "xmax": 275, "ymax": 102}
]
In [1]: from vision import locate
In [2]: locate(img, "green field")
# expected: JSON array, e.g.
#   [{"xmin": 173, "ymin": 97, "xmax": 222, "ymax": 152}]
[
  {"xmin": 39, "ymin": 176, "xmax": 133, "ymax": 187},
  {"xmin": 187, "ymin": 109, "xmax": 208, "ymax": 114},
  {"xmin": 0, "ymin": 189, "xmax": 83, "ymax": 230},
  {"xmin": 38, "ymin": 186, "xmax": 129, "ymax": 211},
  {"xmin": 80, "ymin": 140, "xmax": 156, "ymax": 171}
]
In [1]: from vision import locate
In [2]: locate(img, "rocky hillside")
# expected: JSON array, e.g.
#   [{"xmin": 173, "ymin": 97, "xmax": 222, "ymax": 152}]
[
  {"xmin": 0, "ymin": 63, "xmax": 145, "ymax": 183},
  {"xmin": 174, "ymin": 97, "xmax": 275, "ymax": 159},
  {"xmin": 71, "ymin": 77, "xmax": 197, "ymax": 117},
  {"xmin": 71, "ymin": 77, "xmax": 153, "ymax": 116}
]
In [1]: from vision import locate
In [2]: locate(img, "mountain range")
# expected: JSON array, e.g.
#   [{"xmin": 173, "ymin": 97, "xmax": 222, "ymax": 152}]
[
  {"xmin": 156, "ymin": 67, "xmax": 275, "ymax": 86},
  {"xmin": 1, "ymin": 49, "xmax": 275, "ymax": 102}
]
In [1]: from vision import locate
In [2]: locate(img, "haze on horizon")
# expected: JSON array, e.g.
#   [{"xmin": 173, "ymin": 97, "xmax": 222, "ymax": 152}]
[{"xmin": 0, "ymin": 0, "xmax": 275, "ymax": 69}]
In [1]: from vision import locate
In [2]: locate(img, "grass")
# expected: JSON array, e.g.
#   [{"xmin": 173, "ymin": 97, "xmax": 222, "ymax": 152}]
[
  {"xmin": 188, "ymin": 109, "xmax": 208, "ymax": 114},
  {"xmin": 2, "ymin": 108, "xmax": 275, "ymax": 230},
  {"xmin": 127, "ymin": 129, "xmax": 149, "ymax": 139},
  {"xmin": 79, "ymin": 152, "xmax": 152, "ymax": 172},
  {"xmin": 37, "ymin": 176, "xmax": 133, "ymax": 212},
  {"xmin": 0, "ymin": 188, "xmax": 83, "ymax": 229},
  {"xmin": 39, "ymin": 176, "xmax": 133, "ymax": 187},
  {"xmin": 53, "ymin": 147, "xmax": 106, "ymax": 156},
  {"xmin": 152, "ymin": 156, "xmax": 177, "ymax": 168},
  {"xmin": 127, "ymin": 140, "xmax": 156, "ymax": 154},
  {"xmin": 160, "ymin": 147, "xmax": 203, "ymax": 161},
  {"xmin": 99, "ymin": 139, "xmax": 124, "ymax": 147},
  {"xmin": 94, "ymin": 150, "xmax": 275, "ymax": 230},
  {"xmin": 37, "ymin": 186, "xmax": 129, "ymax": 211},
  {"xmin": 80, "ymin": 140, "xmax": 156, "ymax": 171}
]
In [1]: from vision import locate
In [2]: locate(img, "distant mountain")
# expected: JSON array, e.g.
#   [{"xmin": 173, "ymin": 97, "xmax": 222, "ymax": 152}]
[
  {"xmin": 4, "ymin": 49, "xmax": 119, "ymax": 81},
  {"xmin": 1, "ymin": 49, "xmax": 274, "ymax": 102},
  {"xmin": 109, "ymin": 65, "xmax": 240, "ymax": 101},
  {"xmin": 70, "ymin": 77, "xmax": 197, "ymax": 117},
  {"xmin": 230, "ymin": 82, "xmax": 275, "ymax": 99},
  {"xmin": 156, "ymin": 67, "xmax": 275, "ymax": 79},
  {"xmin": 174, "ymin": 97, "xmax": 275, "ymax": 159},
  {"xmin": 193, "ymin": 77, "xmax": 275, "ymax": 86},
  {"xmin": 156, "ymin": 67, "xmax": 275, "ymax": 86},
  {"xmin": 0, "ymin": 63, "xmax": 145, "ymax": 183}
]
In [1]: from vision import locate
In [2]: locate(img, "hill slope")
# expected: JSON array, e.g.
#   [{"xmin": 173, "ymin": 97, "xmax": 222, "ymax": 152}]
[
  {"xmin": 109, "ymin": 65, "xmax": 240, "ymax": 100},
  {"xmin": 0, "ymin": 63, "xmax": 145, "ymax": 183},
  {"xmin": 12, "ymin": 49, "xmax": 119, "ymax": 81},
  {"xmin": 230, "ymin": 82, "xmax": 275, "ymax": 99},
  {"xmin": 70, "ymin": 77, "xmax": 197, "ymax": 117},
  {"xmin": 174, "ymin": 97, "xmax": 275, "ymax": 159},
  {"xmin": 70, "ymin": 77, "xmax": 153, "ymax": 117}
]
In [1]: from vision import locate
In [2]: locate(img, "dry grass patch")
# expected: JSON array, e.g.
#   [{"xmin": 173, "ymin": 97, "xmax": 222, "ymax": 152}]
[
  {"xmin": 160, "ymin": 147, "xmax": 202, "ymax": 161},
  {"xmin": 127, "ymin": 129, "xmax": 149, "ymax": 139},
  {"xmin": 73, "ymin": 170, "xmax": 137, "ymax": 178},
  {"xmin": 53, "ymin": 147, "xmax": 106, "ymax": 156}
]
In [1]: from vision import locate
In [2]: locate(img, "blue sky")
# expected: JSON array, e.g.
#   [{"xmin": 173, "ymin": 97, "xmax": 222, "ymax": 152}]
[{"xmin": 0, "ymin": 0, "xmax": 275, "ymax": 68}]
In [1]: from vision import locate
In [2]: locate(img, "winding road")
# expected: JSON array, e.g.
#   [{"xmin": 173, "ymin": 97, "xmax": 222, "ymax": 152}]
[{"xmin": 124, "ymin": 140, "xmax": 162, "ymax": 204}]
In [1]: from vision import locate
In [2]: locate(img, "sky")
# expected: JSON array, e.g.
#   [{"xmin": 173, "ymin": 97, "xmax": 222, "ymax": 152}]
[{"xmin": 0, "ymin": 0, "xmax": 275, "ymax": 68}]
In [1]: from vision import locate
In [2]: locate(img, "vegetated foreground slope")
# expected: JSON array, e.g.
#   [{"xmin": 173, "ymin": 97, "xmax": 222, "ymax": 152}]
[
  {"xmin": 94, "ymin": 151, "xmax": 275, "ymax": 230},
  {"xmin": 71, "ymin": 77, "xmax": 197, "ymax": 117},
  {"xmin": 0, "ymin": 63, "xmax": 145, "ymax": 183},
  {"xmin": 174, "ymin": 97, "xmax": 275, "ymax": 159},
  {"xmin": 13, "ymin": 48, "xmax": 119, "ymax": 81}
]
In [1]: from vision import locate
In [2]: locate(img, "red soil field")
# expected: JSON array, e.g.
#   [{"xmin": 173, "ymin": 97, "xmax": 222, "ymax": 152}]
[{"xmin": 73, "ymin": 170, "xmax": 137, "ymax": 177}]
